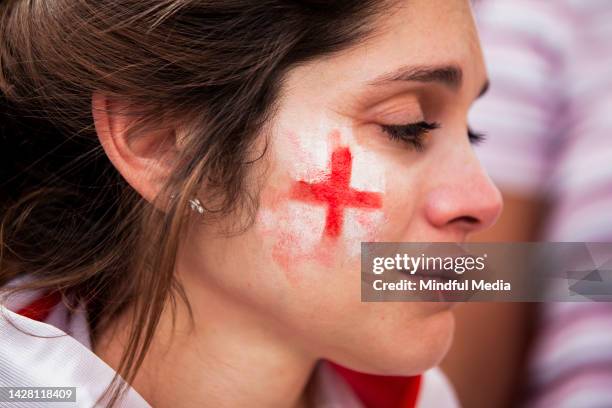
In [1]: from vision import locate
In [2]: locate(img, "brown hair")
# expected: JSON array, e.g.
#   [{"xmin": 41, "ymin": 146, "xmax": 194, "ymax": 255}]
[{"xmin": 0, "ymin": 0, "xmax": 382, "ymax": 405}]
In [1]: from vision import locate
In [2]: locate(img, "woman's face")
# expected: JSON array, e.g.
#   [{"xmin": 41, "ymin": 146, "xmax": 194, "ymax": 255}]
[{"xmin": 181, "ymin": 0, "xmax": 502, "ymax": 375}]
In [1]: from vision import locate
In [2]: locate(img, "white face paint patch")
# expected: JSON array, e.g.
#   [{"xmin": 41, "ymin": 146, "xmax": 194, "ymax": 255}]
[
  {"xmin": 348, "ymin": 143, "xmax": 386, "ymax": 193},
  {"xmin": 284, "ymin": 129, "xmax": 329, "ymax": 184},
  {"xmin": 284, "ymin": 202, "xmax": 327, "ymax": 251},
  {"xmin": 343, "ymin": 209, "xmax": 387, "ymax": 257}
]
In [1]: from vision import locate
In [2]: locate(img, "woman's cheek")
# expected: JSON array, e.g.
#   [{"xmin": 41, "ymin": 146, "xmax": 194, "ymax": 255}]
[{"xmin": 256, "ymin": 128, "xmax": 388, "ymax": 284}]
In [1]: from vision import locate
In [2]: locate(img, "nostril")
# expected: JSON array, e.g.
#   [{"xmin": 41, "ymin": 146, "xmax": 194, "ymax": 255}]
[{"xmin": 451, "ymin": 215, "xmax": 479, "ymax": 225}]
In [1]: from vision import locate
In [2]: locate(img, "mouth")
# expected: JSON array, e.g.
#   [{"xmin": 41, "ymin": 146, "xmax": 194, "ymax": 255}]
[
  {"xmin": 397, "ymin": 267, "xmax": 474, "ymax": 302},
  {"xmin": 408, "ymin": 267, "xmax": 461, "ymax": 282}
]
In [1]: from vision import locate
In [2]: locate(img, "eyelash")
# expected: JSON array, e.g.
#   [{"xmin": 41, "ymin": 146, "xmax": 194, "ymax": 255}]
[
  {"xmin": 467, "ymin": 128, "xmax": 487, "ymax": 145},
  {"xmin": 381, "ymin": 121, "xmax": 439, "ymax": 151},
  {"xmin": 380, "ymin": 121, "xmax": 487, "ymax": 151}
]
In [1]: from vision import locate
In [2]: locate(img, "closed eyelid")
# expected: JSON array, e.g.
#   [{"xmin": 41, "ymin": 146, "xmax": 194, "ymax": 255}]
[{"xmin": 359, "ymin": 94, "xmax": 425, "ymax": 124}]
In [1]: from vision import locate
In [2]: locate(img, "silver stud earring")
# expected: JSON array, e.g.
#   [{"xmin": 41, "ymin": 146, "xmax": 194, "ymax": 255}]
[
  {"xmin": 188, "ymin": 198, "xmax": 205, "ymax": 214},
  {"xmin": 168, "ymin": 194, "xmax": 205, "ymax": 214}
]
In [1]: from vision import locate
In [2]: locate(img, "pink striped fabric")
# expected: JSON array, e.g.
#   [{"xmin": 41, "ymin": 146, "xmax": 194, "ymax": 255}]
[{"xmin": 471, "ymin": 1, "xmax": 612, "ymax": 407}]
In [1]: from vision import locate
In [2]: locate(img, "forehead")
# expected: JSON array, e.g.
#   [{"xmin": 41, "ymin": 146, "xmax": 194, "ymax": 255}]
[
  {"xmin": 285, "ymin": 0, "xmax": 484, "ymax": 99},
  {"xmin": 365, "ymin": 0, "xmax": 482, "ymax": 66}
]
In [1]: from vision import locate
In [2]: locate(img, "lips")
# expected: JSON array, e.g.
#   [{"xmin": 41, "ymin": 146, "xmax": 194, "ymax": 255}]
[
  {"xmin": 408, "ymin": 267, "xmax": 461, "ymax": 282},
  {"xmin": 394, "ymin": 256, "xmax": 485, "ymax": 302}
]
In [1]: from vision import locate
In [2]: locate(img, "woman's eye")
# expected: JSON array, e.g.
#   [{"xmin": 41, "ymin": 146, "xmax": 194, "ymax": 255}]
[
  {"xmin": 381, "ymin": 122, "xmax": 487, "ymax": 150},
  {"xmin": 380, "ymin": 121, "xmax": 440, "ymax": 151}
]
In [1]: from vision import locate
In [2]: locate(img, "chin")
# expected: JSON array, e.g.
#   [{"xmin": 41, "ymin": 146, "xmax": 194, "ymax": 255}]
[
  {"xmin": 361, "ymin": 309, "xmax": 456, "ymax": 377},
  {"xmin": 411, "ymin": 311, "xmax": 455, "ymax": 373}
]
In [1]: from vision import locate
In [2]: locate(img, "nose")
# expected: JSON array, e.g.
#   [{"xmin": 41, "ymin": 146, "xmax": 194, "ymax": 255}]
[{"xmin": 424, "ymin": 158, "xmax": 503, "ymax": 237}]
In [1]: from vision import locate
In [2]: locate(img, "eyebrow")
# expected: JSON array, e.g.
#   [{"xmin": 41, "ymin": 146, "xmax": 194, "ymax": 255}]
[{"xmin": 369, "ymin": 64, "xmax": 490, "ymax": 98}]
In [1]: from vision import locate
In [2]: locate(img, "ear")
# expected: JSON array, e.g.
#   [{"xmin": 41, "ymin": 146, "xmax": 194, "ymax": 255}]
[{"xmin": 92, "ymin": 93, "xmax": 179, "ymax": 206}]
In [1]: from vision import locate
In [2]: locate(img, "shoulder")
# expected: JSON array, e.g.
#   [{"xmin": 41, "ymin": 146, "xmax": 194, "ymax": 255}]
[{"xmin": 0, "ymin": 282, "xmax": 151, "ymax": 407}]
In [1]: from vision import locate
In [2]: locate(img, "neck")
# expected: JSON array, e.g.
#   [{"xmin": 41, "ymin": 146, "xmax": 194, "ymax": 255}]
[{"xmin": 94, "ymin": 272, "xmax": 317, "ymax": 408}]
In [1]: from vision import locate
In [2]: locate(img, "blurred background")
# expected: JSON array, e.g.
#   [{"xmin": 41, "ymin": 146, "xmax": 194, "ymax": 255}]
[{"xmin": 441, "ymin": 1, "xmax": 612, "ymax": 407}]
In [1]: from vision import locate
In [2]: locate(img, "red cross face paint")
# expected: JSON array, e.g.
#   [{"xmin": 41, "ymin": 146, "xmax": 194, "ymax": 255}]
[
  {"xmin": 289, "ymin": 145, "xmax": 383, "ymax": 239},
  {"xmin": 257, "ymin": 127, "xmax": 387, "ymax": 279}
]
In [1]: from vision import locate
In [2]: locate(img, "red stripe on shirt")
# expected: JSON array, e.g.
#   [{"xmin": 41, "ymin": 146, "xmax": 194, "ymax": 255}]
[
  {"xmin": 330, "ymin": 361, "xmax": 422, "ymax": 408},
  {"xmin": 15, "ymin": 291, "xmax": 62, "ymax": 322}
]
